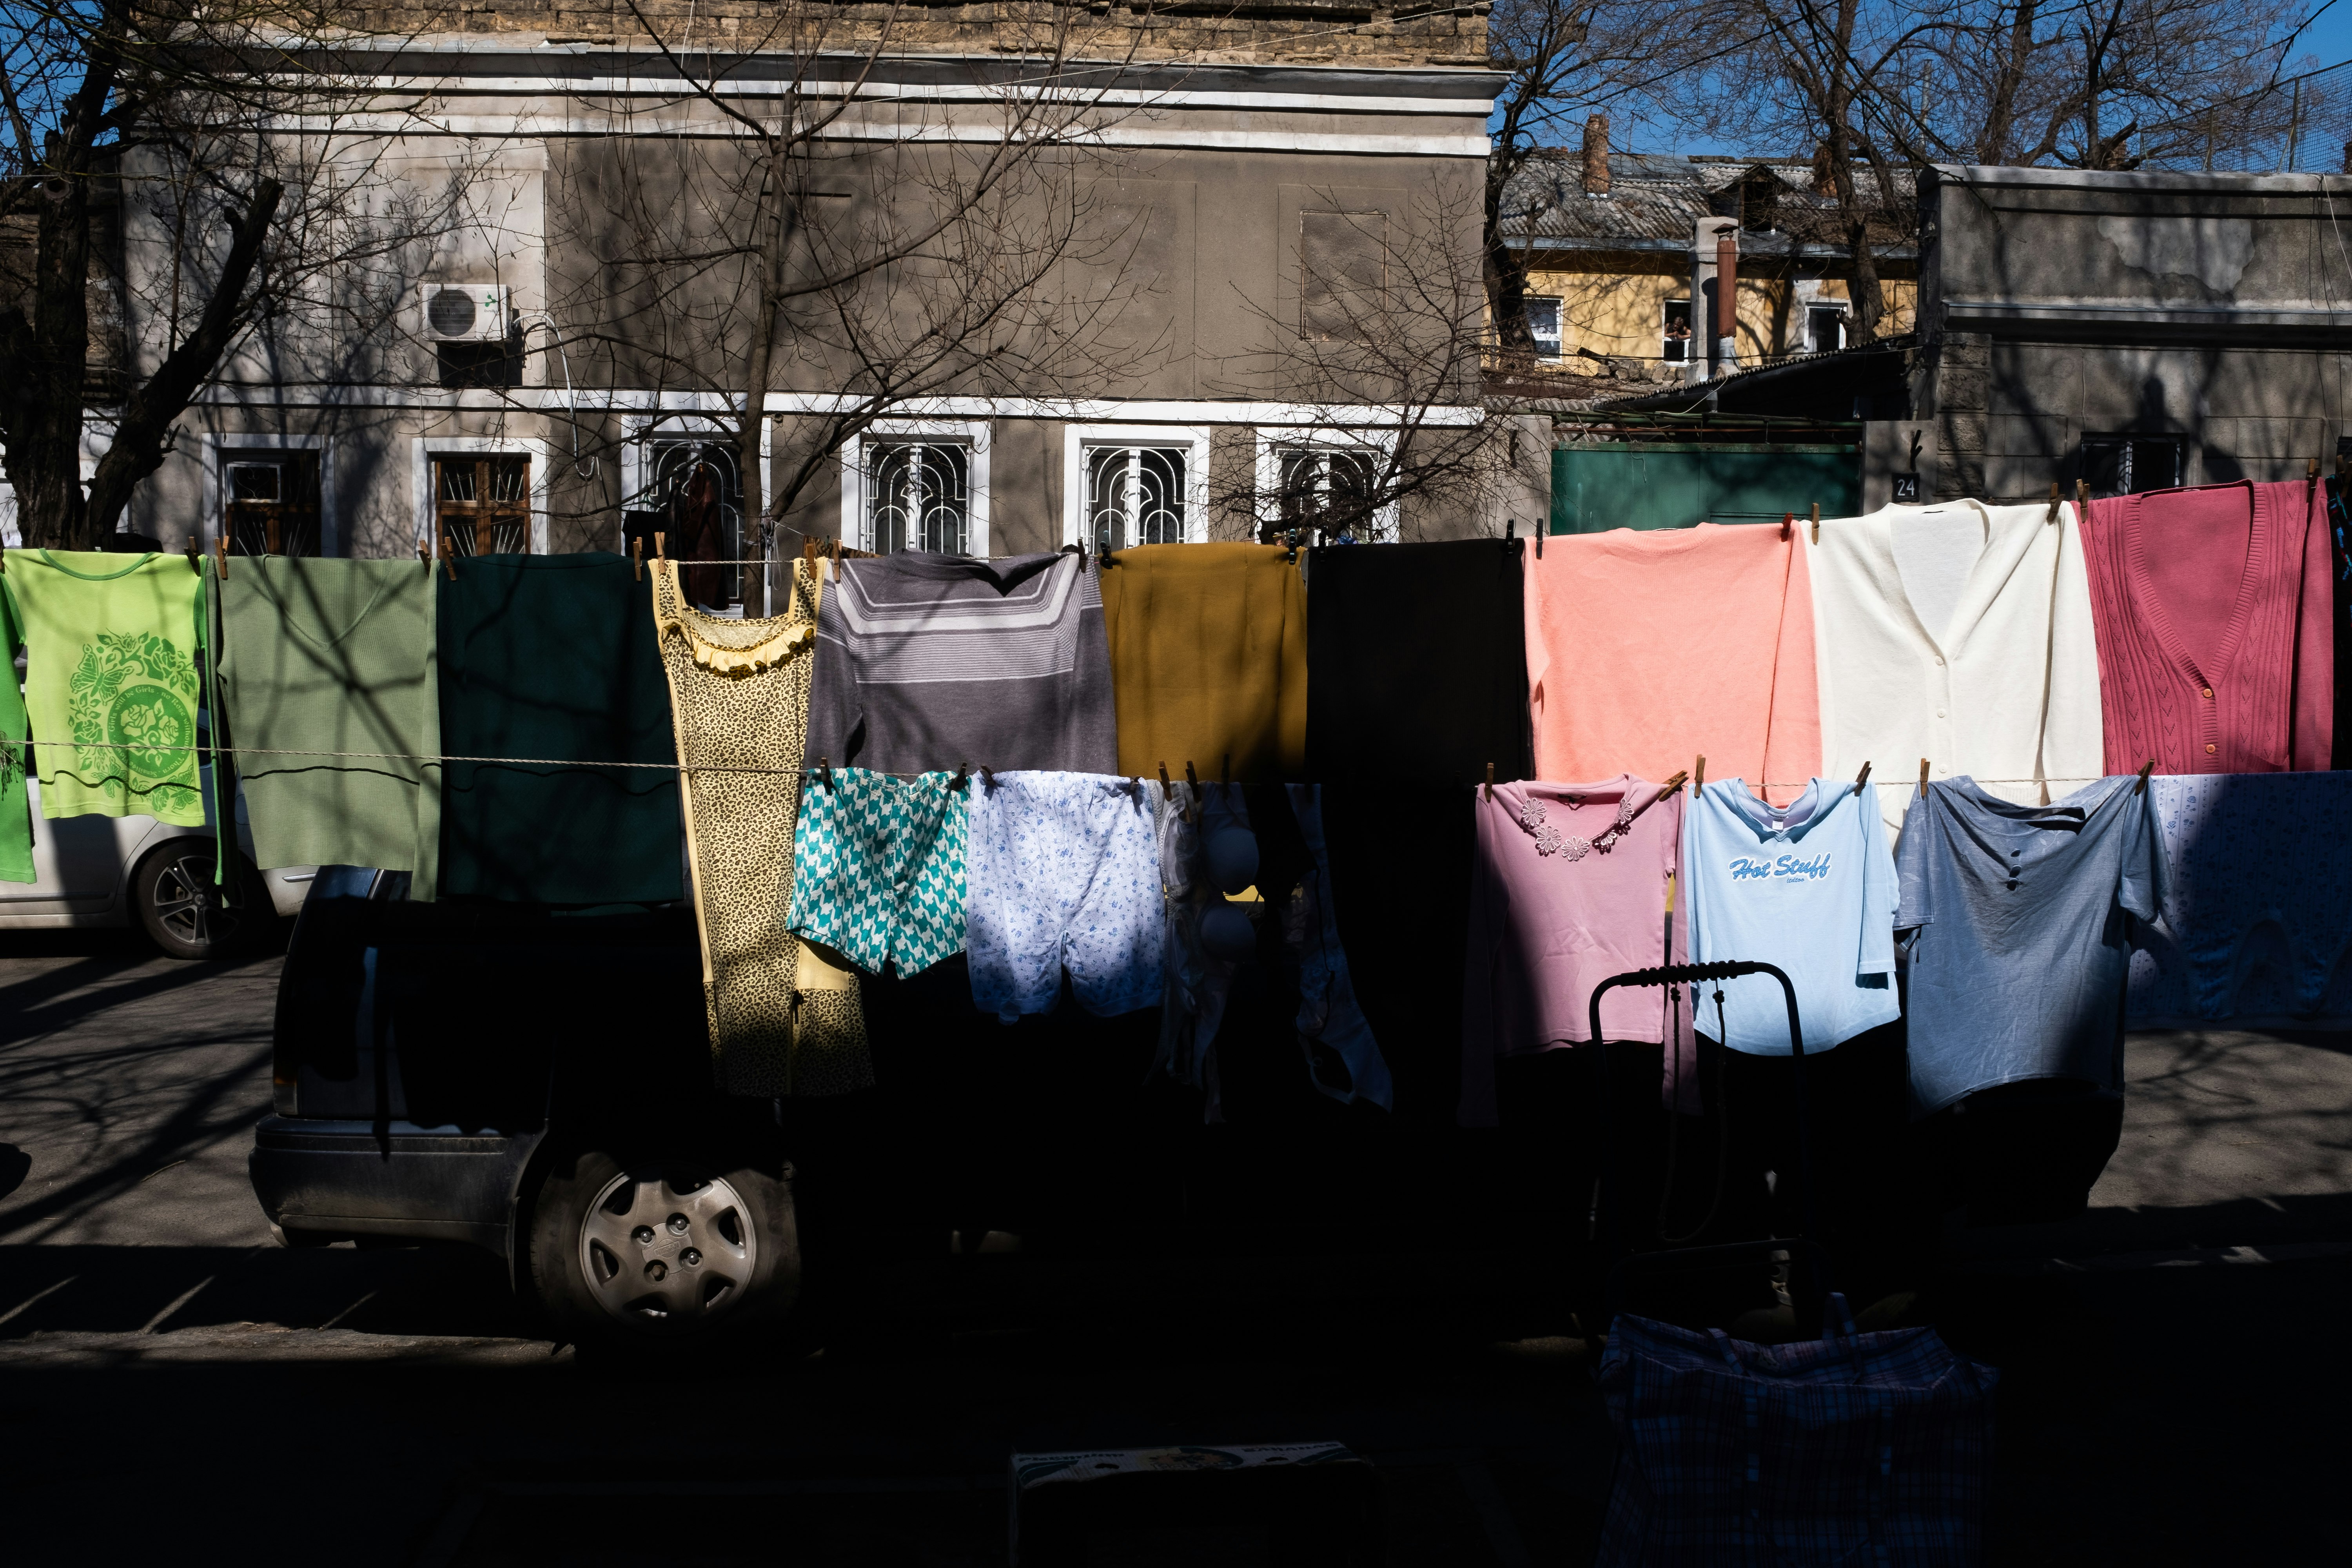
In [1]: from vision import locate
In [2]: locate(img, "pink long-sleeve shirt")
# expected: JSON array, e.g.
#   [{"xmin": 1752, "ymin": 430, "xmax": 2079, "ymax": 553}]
[
  {"xmin": 1458, "ymin": 775, "xmax": 1692, "ymax": 1127},
  {"xmin": 2081, "ymin": 480, "xmax": 2332, "ymax": 775}
]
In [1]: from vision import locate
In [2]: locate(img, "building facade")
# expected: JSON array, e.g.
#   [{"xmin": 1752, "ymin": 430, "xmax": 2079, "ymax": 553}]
[{"xmin": 101, "ymin": 3, "xmax": 1504, "ymax": 599}]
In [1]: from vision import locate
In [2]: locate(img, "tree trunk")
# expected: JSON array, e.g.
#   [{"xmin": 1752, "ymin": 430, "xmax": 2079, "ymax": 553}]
[
  {"xmin": 82, "ymin": 180, "xmax": 283, "ymax": 538},
  {"xmin": 14, "ymin": 179, "xmax": 97, "ymax": 547},
  {"xmin": 1483, "ymin": 162, "xmax": 1535, "ymax": 356},
  {"xmin": 1847, "ymin": 213, "xmax": 1887, "ymax": 341},
  {"xmin": 739, "ymin": 151, "xmax": 784, "ymax": 584}
]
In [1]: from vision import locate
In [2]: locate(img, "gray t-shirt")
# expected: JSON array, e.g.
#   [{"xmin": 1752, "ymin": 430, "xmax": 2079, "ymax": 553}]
[
  {"xmin": 1896, "ymin": 775, "xmax": 2168, "ymax": 1114},
  {"xmin": 806, "ymin": 551, "xmax": 1118, "ymax": 777}
]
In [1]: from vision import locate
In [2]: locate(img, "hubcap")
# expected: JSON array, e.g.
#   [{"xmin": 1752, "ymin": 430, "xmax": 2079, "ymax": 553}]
[
  {"xmin": 577, "ymin": 1167, "xmax": 757, "ymax": 1332},
  {"xmin": 152, "ymin": 850, "xmax": 240, "ymax": 949}
]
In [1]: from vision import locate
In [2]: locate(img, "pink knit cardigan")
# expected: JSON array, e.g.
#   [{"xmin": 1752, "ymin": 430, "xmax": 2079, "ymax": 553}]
[{"xmin": 2080, "ymin": 479, "xmax": 2332, "ymax": 775}]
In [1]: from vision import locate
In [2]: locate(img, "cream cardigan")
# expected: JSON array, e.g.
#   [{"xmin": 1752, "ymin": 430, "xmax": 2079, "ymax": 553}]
[{"xmin": 1809, "ymin": 499, "xmax": 2105, "ymax": 837}]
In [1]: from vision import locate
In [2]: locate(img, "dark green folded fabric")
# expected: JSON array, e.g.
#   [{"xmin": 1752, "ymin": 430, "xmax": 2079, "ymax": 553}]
[{"xmin": 437, "ymin": 554, "xmax": 680, "ymax": 904}]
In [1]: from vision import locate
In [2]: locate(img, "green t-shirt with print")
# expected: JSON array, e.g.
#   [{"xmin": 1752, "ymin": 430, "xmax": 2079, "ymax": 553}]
[{"xmin": 5, "ymin": 551, "xmax": 209, "ymax": 828}]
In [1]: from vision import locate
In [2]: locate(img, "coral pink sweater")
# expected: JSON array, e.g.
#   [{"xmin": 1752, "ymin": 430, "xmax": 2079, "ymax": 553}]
[{"xmin": 2080, "ymin": 481, "xmax": 2332, "ymax": 775}]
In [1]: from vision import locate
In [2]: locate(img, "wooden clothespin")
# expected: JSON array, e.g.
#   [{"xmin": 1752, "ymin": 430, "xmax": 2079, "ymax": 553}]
[
  {"xmin": 1157, "ymin": 762, "xmax": 1172, "ymax": 800},
  {"xmin": 817, "ymin": 755, "xmax": 835, "ymax": 794},
  {"xmin": 631, "ymin": 538, "xmax": 644, "ymax": 581},
  {"xmin": 829, "ymin": 537, "xmax": 841, "ymax": 563},
  {"xmin": 417, "ymin": 542, "xmax": 430, "ymax": 568},
  {"xmin": 653, "ymin": 531, "xmax": 666, "ymax": 560},
  {"xmin": 2046, "ymin": 481, "xmax": 2061, "ymax": 523},
  {"xmin": 1918, "ymin": 758, "xmax": 1930, "ymax": 799},
  {"xmin": 1483, "ymin": 762, "xmax": 1494, "ymax": 802},
  {"xmin": 1779, "ymin": 512, "xmax": 1793, "ymax": 542},
  {"xmin": 2075, "ymin": 479, "xmax": 2089, "ymax": 512},
  {"xmin": 979, "ymin": 765, "xmax": 995, "ymax": 790},
  {"xmin": 184, "ymin": 537, "xmax": 201, "ymax": 575},
  {"xmin": 1659, "ymin": 769, "xmax": 1689, "ymax": 795},
  {"xmin": 1809, "ymin": 502, "xmax": 1821, "ymax": 544},
  {"xmin": 216, "ymin": 536, "xmax": 230, "ymax": 579},
  {"xmin": 437, "ymin": 528, "xmax": 458, "ymax": 579},
  {"xmin": 1693, "ymin": 755, "xmax": 1706, "ymax": 792},
  {"xmin": 1852, "ymin": 760, "xmax": 1873, "ymax": 797},
  {"xmin": 952, "ymin": 763, "xmax": 969, "ymax": 790},
  {"xmin": 1535, "ymin": 523, "xmax": 1543, "ymax": 559},
  {"xmin": 2133, "ymin": 758, "xmax": 2156, "ymax": 796}
]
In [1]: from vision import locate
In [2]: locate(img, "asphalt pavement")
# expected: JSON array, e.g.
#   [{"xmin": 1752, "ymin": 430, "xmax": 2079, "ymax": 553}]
[{"xmin": 0, "ymin": 930, "xmax": 2345, "ymax": 1564}]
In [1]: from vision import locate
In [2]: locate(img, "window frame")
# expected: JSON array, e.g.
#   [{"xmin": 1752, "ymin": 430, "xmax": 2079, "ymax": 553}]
[
  {"xmin": 1060, "ymin": 424, "xmax": 1212, "ymax": 548},
  {"xmin": 411, "ymin": 436, "xmax": 549, "ymax": 556},
  {"xmin": 1252, "ymin": 426, "xmax": 1402, "ymax": 543},
  {"xmin": 623, "ymin": 412, "xmax": 760, "ymax": 608},
  {"xmin": 1524, "ymin": 294, "xmax": 1566, "ymax": 361},
  {"xmin": 2077, "ymin": 432, "xmax": 2189, "ymax": 499},
  {"xmin": 1805, "ymin": 303, "xmax": 1848, "ymax": 355},
  {"xmin": 1661, "ymin": 299, "xmax": 1693, "ymax": 363},
  {"xmin": 839, "ymin": 419, "xmax": 991, "ymax": 557},
  {"xmin": 203, "ymin": 432, "xmax": 337, "ymax": 557}
]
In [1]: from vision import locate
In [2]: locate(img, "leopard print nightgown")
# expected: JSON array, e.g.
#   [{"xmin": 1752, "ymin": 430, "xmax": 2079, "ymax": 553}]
[{"xmin": 652, "ymin": 559, "xmax": 873, "ymax": 1096}]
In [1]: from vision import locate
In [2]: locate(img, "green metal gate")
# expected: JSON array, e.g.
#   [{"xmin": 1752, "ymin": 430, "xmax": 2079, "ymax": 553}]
[{"xmin": 1549, "ymin": 441, "xmax": 1860, "ymax": 534}]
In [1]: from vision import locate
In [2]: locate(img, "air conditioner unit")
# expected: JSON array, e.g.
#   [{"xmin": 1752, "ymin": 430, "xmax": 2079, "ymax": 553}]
[{"xmin": 418, "ymin": 283, "xmax": 512, "ymax": 343}]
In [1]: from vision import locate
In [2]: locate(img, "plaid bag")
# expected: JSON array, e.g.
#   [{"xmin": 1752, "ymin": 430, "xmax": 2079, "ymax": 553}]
[{"xmin": 1595, "ymin": 1296, "xmax": 1998, "ymax": 1566}]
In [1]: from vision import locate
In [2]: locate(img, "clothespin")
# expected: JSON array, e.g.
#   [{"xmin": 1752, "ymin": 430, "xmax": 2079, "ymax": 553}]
[
  {"xmin": 1483, "ymin": 762, "xmax": 1494, "ymax": 802},
  {"xmin": 654, "ymin": 531, "xmax": 666, "ymax": 560},
  {"xmin": 1693, "ymin": 755, "xmax": 1706, "ymax": 791},
  {"xmin": 1779, "ymin": 512, "xmax": 1793, "ymax": 542},
  {"xmin": 437, "ymin": 528, "xmax": 458, "ymax": 579},
  {"xmin": 1157, "ymin": 762, "xmax": 1172, "ymax": 800},
  {"xmin": 1918, "ymin": 758, "xmax": 1929, "ymax": 799},
  {"xmin": 952, "ymin": 763, "xmax": 969, "ymax": 790},
  {"xmin": 829, "ymin": 537, "xmax": 841, "ymax": 563},
  {"xmin": 979, "ymin": 765, "xmax": 995, "ymax": 790},
  {"xmin": 417, "ymin": 542, "xmax": 429, "ymax": 568},
  {"xmin": 216, "ymin": 536, "xmax": 230, "ymax": 579},
  {"xmin": 1506, "ymin": 518, "xmax": 1516, "ymax": 541},
  {"xmin": 817, "ymin": 756, "xmax": 835, "ymax": 793},
  {"xmin": 1809, "ymin": 502, "xmax": 1821, "ymax": 544},
  {"xmin": 631, "ymin": 538, "xmax": 644, "ymax": 581},
  {"xmin": 1659, "ymin": 770, "xmax": 1689, "ymax": 795},
  {"xmin": 2046, "ymin": 481, "xmax": 2061, "ymax": 523},
  {"xmin": 2075, "ymin": 479, "xmax": 2090, "ymax": 511},
  {"xmin": 1852, "ymin": 761, "xmax": 1872, "ymax": 797},
  {"xmin": 2133, "ymin": 759, "xmax": 2156, "ymax": 796},
  {"xmin": 184, "ymin": 537, "xmax": 201, "ymax": 575},
  {"xmin": 1535, "ymin": 524, "xmax": 1543, "ymax": 559}
]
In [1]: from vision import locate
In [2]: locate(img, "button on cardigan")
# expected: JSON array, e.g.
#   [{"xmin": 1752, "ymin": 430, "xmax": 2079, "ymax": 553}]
[
  {"xmin": 1809, "ymin": 500, "xmax": 2104, "ymax": 834},
  {"xmin": 2080, "ymin": 480, "xmax": 2333, "ymax": 775}
]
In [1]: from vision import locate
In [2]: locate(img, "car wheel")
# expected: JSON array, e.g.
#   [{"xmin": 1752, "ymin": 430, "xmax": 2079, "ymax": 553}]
[
  {"xmin": 527, "ymin": 1147, "xmax": 799, "ymax": 1350},
  {"xmin": 132, "ymin": 842, "xmax": 256, "ymax": 960}
]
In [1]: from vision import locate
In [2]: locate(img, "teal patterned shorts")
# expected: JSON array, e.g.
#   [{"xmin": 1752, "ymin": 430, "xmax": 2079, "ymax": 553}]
[{"xmin": 787, "ymin": 767, "xmax": 969, "ymax": 976}]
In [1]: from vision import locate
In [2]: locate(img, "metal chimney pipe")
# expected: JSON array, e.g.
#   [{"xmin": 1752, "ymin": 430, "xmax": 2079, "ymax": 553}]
[{"xmin": 1581, "ymin": 114, "xmax": 1611, "ymax": 196}]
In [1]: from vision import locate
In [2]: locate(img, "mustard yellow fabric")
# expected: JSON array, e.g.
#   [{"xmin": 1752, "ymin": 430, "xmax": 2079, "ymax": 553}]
[
  {"xmin": 652, "ymin": 559, "xmax": 872, "ymax": 1097},
  {"xmin": 1099, "ymin": 543, "xmax": 1308, "ymax": 781}
]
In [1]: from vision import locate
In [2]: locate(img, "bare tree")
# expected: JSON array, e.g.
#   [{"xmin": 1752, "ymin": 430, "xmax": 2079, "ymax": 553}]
[
  {"xmin": 0, "ymin": 1, "xmax": 501, "ymax": 548},
  {"xmin": 1484, "ymin": 0, "xmax": 1719, "ymax": 358},
  {"xmin": 1206, "ymin": 174, "xmax": 1512, "ymax": 544},
  {"xmin": 528, "ymin": 1, "xmax": 1173, "ymax": 578}
]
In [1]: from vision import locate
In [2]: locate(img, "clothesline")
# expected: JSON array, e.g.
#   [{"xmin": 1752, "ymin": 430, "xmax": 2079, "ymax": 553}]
[{"xmin": 34, "ymin": 736, "xmax": 2104, "ymax": 793}]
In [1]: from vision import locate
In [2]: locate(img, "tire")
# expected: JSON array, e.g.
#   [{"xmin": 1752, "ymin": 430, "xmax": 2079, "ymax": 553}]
[
  {"xmin": 526, "ymin": 1146, "xmax": 799, "ymax": 1350},
  {"xmin": 132, "ymin": 841, "xmax": 259, "ymax": 960}
]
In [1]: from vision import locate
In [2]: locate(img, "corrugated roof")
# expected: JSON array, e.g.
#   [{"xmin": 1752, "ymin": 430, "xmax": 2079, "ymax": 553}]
[{"xmin": 1501, "ymin": 152, "xmax": 1918, "ymax": 252}]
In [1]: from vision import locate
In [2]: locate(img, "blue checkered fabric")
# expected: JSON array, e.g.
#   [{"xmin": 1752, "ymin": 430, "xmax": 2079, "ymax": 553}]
[
  {"xmin": 1596, "ymin": 1299, "xmax": 1998, "ymax": 1566},
  {"xmin": 787, "ymin": 767, "xmax": 968, "ymax": 976}
]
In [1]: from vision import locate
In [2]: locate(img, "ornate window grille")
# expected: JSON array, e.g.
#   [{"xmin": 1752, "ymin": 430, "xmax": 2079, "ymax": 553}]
[
  {"xmin": 642, "ymin": 439, "xmax": 744, "ymax": 603},
  {"xmin": 1084, "ymin": 444, "xmax": 1187, "ymax": 552},
  {"xmin": 1274, "ymin": 447, "xmax": 1381, "ymax": 541},
  {"xmin": 866, "ymin": 441, "xmax": 970, "ymax": 555}
]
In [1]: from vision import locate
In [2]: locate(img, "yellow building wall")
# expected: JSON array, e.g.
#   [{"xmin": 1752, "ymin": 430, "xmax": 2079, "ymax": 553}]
[{"xmin": 1514, "ymin": 261, "xmax": 1917, "ymax": 365}]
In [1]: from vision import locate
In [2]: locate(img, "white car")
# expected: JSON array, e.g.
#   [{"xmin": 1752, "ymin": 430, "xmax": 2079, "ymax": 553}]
[{"xmin": 0, "ymin": 751, "xmax": 313, "ymax": 958}]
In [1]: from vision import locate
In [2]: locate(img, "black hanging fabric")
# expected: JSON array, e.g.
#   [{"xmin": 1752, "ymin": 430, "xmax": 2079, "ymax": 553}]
[
  {"xmin": 1317, "ymin": 780, "xmax": 1479, "ymax": 1127},
  {"xmin": 1303, "ymin": 537, "xmax": 1534, "ymax": 786}
]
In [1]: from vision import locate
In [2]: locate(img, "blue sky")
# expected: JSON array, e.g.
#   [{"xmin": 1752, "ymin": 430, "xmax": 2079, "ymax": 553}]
[{"xmin": 1602, "ymin": 8, "xmax": 2352, "ymax": 159}]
